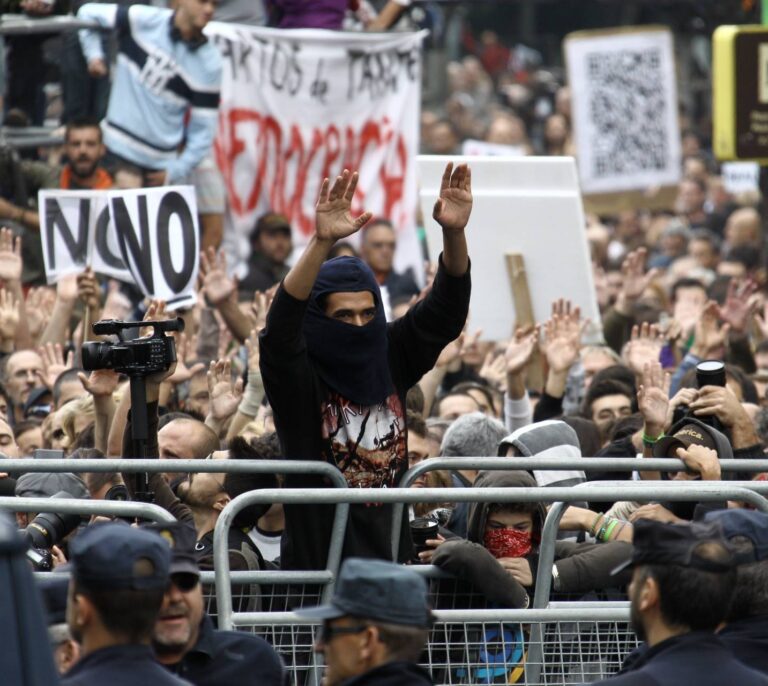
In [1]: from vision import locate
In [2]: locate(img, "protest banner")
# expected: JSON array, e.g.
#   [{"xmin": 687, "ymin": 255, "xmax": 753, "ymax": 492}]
[
  {"xmin": 207, "ymin": 23, "xmax": 427, "ymax": 279},
  {"xmin": 564, "ymin": 26, "xmax": 681, "ymax": 212},
  {"xmin": 38, "ymin": 186, "xmax": 199, "ymax": 310},
  {"xmin": 418, "ymin": 156, "xmax": 601, "ymax": 343}
]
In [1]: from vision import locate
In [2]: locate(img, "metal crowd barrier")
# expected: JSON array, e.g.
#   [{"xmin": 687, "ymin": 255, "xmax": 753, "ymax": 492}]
[
  {"xmin": 392, "ymin": 456, "xmax": 768, "ymax": 558},
  {"xmin": 0, "ymin": 14, "xmax": 97, "ymax": 35},
  {"xmin": 214, "ymin": 483, "xmax": 768, "ymax": 685},
  {"xmin": 0, "ymin": 495, "xmax": 175, "ymax": 523}
]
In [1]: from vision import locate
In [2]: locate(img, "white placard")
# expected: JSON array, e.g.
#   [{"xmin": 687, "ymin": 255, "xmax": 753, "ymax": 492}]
[
  {"xmin": 722, "ymin": 161, "xmax": 760, "ymax": 194},
  {"xmin": 38, "ymin": 186, "xmax": 200, "ymax": 310},
  {"xmin": 565, "ymin": 28, "xmax": 681, "ymax": 195},
  {"xmin": 462, "ymin": 139, "xmax": 527, "ymax": 157},
  {"xmin": 418, "ymin": 156, "xmax": 601, "ymax": 342},
  {"xmin": 207, "ymin": 23, "xmax": 427, "ymax": 281},
  {"xmin": 110, "ymin": 186, "xmax": 200, "ymax": 310}
]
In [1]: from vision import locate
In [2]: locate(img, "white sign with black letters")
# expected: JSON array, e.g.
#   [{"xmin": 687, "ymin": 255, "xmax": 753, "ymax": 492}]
[{"xmin": 38, "ymin": 186, "xmax": 199, "ymax": 310}]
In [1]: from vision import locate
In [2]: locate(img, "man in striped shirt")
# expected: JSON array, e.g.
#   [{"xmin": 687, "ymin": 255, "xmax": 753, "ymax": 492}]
[{"xmin": 77, "ymin": 0, "xmax": 222, "ymax": 187}]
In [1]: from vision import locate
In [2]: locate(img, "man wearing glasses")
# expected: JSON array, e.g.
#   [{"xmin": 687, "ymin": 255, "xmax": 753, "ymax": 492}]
[
  {"xmin": 297, "ymin": 558, "xmax": 434, "ymax": 686},
  {"xmin": 147, "ymin": 522, "xmax": 285, "ymax": 686}
]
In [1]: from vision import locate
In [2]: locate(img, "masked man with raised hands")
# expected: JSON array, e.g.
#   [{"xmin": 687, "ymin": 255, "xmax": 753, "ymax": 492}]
[{"xmin": 260, "ymin": 164, "xmax": 472, "ymax": 570}]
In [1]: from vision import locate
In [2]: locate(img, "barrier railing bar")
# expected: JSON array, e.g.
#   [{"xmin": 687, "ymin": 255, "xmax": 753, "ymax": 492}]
[
  {"xmin": 0, "ymin": 14, "xmax": 98, "ymax": 35},
  {"xmin": 0, "ymin": 496, "xmax": 176, "ymax": 523},
  {"xmin": 391, "ymin": 457, "xmax": 768, "ymax": 559}
]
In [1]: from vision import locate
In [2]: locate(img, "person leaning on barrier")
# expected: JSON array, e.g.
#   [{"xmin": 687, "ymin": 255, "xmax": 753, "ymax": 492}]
[
  {"xmin": 296, "ymin": 558, "xmax": 434, "ymax": 686},
  {"xmin": 61, "ymin": 522, "xmax": 192, "ymax": 686},
  {"xmin": 144, "ymin": 522, "xmax": 285, "ymax": 686},
  {"xmin": 259, "ymin": 164, "xmax": 471, "ymax": 570},
  {"xmin": 588, "ymin": 519, "xmax": 768, "ymax": 686},
  {"xmin": 703, "ymin": 509, "xmax": 768, "ymax": 674},
  {"xmin": 426, "ymin": 471, "xmax": 633, "ymax": 609}
]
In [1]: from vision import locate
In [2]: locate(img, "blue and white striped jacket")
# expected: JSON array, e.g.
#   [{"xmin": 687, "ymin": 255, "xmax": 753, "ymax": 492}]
[{"xmin": 77, "ymin": 3, "xmax": 222, "ymax": 183}]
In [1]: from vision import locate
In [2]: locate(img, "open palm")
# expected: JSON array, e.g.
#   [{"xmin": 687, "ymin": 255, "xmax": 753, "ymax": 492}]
[
  {"xmin": 433, "ymin": 163, "xmax": 472, "ymax": 232},
  {"xmin": 315, "ymin": 170, "xmax": 372, "ymax": 242}
]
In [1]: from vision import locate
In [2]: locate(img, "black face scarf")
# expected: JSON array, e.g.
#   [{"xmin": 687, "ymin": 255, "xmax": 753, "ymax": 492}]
[{"xmin": 303, "ymin": 256, "xmax": 394, "ymax": 406}]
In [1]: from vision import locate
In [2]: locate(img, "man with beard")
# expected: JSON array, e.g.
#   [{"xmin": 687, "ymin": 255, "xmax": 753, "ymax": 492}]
[
  {"xmin": 588, "ymin": 519, "xmax": 768, "ymax": 686},
  {"xmin": 61, "ymin": 522, "xmax": 190, "ymax": 686},
  {"xmin": 59, "ymin": 117, "xmax": 113, "ymax": 190},
  {"xmin": 260, "ymin": 164, "xmax": 472, "ymax": 570},
  {"xmin": 147, "ymin": 523, "xmax": 284, "ymax": 686}
]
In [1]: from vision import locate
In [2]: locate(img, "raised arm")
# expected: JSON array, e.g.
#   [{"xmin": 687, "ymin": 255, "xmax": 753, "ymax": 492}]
[
  {"xmin": 432, "ymin": 162, "xmax": 471, "ymax": 277},
  {"xmin": 283, "ymin": 170, "xmax": 372, "ymax": 301}
]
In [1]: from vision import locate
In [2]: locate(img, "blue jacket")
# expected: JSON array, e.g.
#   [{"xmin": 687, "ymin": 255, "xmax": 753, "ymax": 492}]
[
  {"xmin": 77, "ymin": 3, "xmax": 221, "ymax": 183},
  {"xmin": 62, "ymin": 644, "xmax": 192, "ymax": 686},
  {"xmin": 719, "ymin": 615, "xmax": 768, "ymax": 675},
  {"xmin": 165, "ymin": 614, "xmax": 285, "ymax": 685},
  {"xmin": 589, "ymin": 632, "xmax": 768, "ymax": 686}
]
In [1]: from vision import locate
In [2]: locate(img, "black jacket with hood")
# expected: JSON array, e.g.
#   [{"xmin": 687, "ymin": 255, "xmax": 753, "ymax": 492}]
[{"xmin": 431, "ymin": 471, "xmax": 632, "ymax": 608}]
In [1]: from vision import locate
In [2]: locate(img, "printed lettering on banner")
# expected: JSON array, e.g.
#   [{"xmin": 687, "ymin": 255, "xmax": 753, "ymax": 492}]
[
  {"xmin": 38, "ymin": 190, "xmax": 132, "ymax": 284},
  {"xmin": 109, "ymin": 185, "xmax": 200, "ymax": 310},
  {"xmin": 207, "ymin": 23, "xmax": 427, "ymax": 281}
]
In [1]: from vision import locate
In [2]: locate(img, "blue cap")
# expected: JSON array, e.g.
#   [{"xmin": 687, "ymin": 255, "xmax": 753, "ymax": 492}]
[
  {"xmin": 295, "ymin": 558, "xmax": 433, "ymax": 628},
  {"xmin": 703, "ymin": 509, "xmax": 768, "ymax": 563},
  {"xmin": 70, "ymin": 522, "xmax": 170, "ymax": 591}
]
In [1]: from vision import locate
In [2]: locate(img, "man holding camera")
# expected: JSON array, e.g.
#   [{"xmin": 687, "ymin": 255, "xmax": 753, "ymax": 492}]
[{"xmin": 259, "ymin": 164, "xmax": 472, "ymax": 569}]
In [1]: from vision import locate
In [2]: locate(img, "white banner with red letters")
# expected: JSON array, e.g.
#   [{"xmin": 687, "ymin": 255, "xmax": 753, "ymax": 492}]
[{"xmin": 207, "ymin": 24, "xmax": 427, "ymax": 280}]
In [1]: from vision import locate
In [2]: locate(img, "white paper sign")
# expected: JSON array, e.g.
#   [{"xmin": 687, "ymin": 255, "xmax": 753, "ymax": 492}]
[
  {"xmin": 418, "ymin": 156, "xmax": 601, "ymax": 342},
  {"xmin": 722, "ymin": 161, "xmax": 760, "ymax": 194},
  {"xmin": 38, "ymin": 186, "xmax": 199, "ymax": 310},
  {"xmin": 207, "ymin": 23, "xmax": 427, "ymax": 280},
  {"xmin": 462, "ymin": 139, "xmax": 527, "ymax": 157},
  {"xmin": 565, "ymin": 28, "xmax": 681, "ymax": 195}
]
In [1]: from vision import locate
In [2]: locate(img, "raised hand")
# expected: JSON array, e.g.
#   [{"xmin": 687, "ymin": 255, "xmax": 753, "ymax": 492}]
[
  {"xmin": 315, "ymin": 169, "xmax": 372, "ymax": 243},
  {"xmin": 624, "ymin": 322, "xmax": 664, "ymax": 376},
  {"xmin": 505, "ymin": 325, "xmax": 540, "ymax": 376},
  {"xmin": 56, "ymin": 273, "xmax": 79, "ymax": 304},
  {"xmin": 718, "ymin": 278, "xmax": 757, "ymax": 334},
  {"xmin": 637, "ymin": 360, "xmax": 670, "ymax": 436},
  {"xmin": 0, "ymin": 227, "xmax": 22, "ymax": 284},
  {"xmin": 38, "ymin": 342, "xmax": 73, "ymax": 390},
  {"xmin": 250, "ymin": 289, "xmax": 275, "ymax": 333},
  {"xmin": 619, "ymin": 247, "xmax": 658, "ymax": 302},
  {"xmin": 540, "ymin": 300, "xmax": 583, "ymax": 374},
  {"xmin": 0, "ymin": 287, "xmax": 19, "ymax": 342},
  {"xmin": 478, "ymin": 350, "xmax": 507, "ymax": 390},
  {"xmin": 691, "ymin": 301, "xmax": 729, "ymax": 359},
  {"xmin": 77, "ymin": 369, "xmax": 119, "ymax": 398},
  {"xmin": 432, "ymin": 162, "xmax": 472, "ymax": 232},
  {"xmin": 245, "ymin": 328, "xmax": 260, "ymax": 371},
  {"xmin": 200, "ymin": 247, "xmax": 236, "ymax": 306},
  {"xmin": 165, "ymin": 332, "xmax": 205, "ymax": 385},
  {"xmin": 25, "ymin": 287, "xmax": 55, "ymax": 343},
  {"xmin": 207, "ymin": 359, "xmax": 244, "ymax": 421}
]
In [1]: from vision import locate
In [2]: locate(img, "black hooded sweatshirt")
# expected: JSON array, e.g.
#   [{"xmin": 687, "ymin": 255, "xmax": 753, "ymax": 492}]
[
  {"xmin": 432, "ymin": 471, "xmax": 633, "ymax": 607},
  {"xmin": 260, "ymin": 257, "xmax": 470, "ymax": 570}
]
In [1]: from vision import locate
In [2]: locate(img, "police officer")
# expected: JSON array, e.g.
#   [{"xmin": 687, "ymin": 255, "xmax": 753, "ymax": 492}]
[
  {"xmin": 146, "ymin": 522, "xmax": 284, "ymax": 686},
  {"xmin": 61, "ymin": 522, "xmax": 191, "ymax": 686},
  {"xmin": 589, "ymin": 519, "xmax": 768, "ymax": 686},
  {"xmin": 297, "ymin": 557, "xmax": 435, "ymax": 686},
  {"xmin": 704, "ymin": 509, "xmax": 768, "ymax": 674}
]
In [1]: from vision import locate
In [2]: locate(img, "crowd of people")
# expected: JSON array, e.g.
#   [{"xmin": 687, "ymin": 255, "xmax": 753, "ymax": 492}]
[{"xmin": 0, "ymin": 1, "xmax": 767, "ymax": 685}]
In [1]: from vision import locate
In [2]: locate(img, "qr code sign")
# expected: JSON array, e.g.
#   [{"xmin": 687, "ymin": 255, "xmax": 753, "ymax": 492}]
[{"xmin": 586, "ymin": 49, "xmax": 668, "ymax": 178}]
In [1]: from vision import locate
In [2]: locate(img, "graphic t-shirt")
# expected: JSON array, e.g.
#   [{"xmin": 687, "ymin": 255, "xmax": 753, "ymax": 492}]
[{"xmin": 320, "ymin": 392, "xmax": 407, "ymax": 489}]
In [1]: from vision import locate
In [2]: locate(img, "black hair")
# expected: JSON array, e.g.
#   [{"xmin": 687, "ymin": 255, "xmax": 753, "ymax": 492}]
[
  {"xmin": 65, "ymin": 115, "xmax": 103, "ymax": 143},
  {"xmin": 451, "ymin": 381, "xmax": 499, "ymax": 414},
  {"xmin": 728, "ymin": 562, "xmax": 768, "ymax": 621},
  {"xmin": 723, "ymin": 246, "xmax": 760, "ymax": 271},
  {"xmin": 582, "ymin": 380, "xmax": 635, "ymax": 418},
  {"xmin": 406, "ymin": 410, "xmax": 428, "ymax": 438},
  {"xmin": 561, "ymin": 416, "xmax": 601, "ymax": 457},
  {"xmin": 433, "ymin": 391, "xmax": 480, "ymax": 417},
  {"xmin": 406, "ymin": 385, "xmax": 425, "ymax": 416},
  {"xmin": 671, "ymin": 278, "xmax": 707, "ymax": 303},
  {"xmin": 638, "ymin": 554, "xmax": 736, "ymax": 632},
  {"xmin": 74, "ymin": 581, "xmax": 165, "ymax": 643},
  {"xmin": 590, "ymin": 365, "xmax": 637, "ymax": 396},
  {"xmin": 223, "ymin": 434, "xmax": 280, "ymax": 528}
]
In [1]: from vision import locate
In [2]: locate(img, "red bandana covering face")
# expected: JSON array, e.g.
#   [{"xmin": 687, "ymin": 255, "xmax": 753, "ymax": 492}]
[{"xmin": 484, "ymin": 528, "xmax": 533, "ymax": 559}]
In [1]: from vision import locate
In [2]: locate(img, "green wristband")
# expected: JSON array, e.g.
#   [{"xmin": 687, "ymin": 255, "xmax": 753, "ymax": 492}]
[
  {"xmin": 603, "ymin": 519, "xmax": 619, "ymax": 541},
  {"xmin": 642, "ymin": 431, "xmax": 664, "ymax": 445}
]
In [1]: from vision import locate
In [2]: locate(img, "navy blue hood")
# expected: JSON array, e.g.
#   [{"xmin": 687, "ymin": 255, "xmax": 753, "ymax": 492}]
[{"xmin": 303, "ymin": 256, "xmax": 394, "ymax": 406}]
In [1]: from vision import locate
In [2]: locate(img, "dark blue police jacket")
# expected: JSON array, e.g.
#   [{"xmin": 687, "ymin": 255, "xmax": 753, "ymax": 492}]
[
  {"xmin": 62, "ymin": 644, "xmax": 191, "ymax": 686},
  {"xmin": 165, "ymin": 614, "xmax": 285, "ymax": 686},
  {"xmin": 719, "ymin": 615, "xmax": 768, "ymax": 675},
  {"xmin": 588, "ymin": 632, "xmax": 768, "ymax": 686}
]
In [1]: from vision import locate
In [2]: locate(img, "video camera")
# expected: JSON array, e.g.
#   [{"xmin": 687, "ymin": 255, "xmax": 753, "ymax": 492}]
[
  {"xmin": 25, "ymin": 491, "xmax": 83, "ymax": 571},
  {"xmin": 82, "ymin": 318, "xmax": 184, "ymax": 376}
]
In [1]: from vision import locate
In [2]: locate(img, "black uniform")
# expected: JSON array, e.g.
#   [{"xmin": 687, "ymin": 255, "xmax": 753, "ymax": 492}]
[
  {"xmin": 165, "ymin": 615, "xmax": 285, "ymax": 686},
  {"xmin": 719, "ymin": 616, "xmax": 768, "ymax": 675},
  {"xmin": 588, "ymin": 632, "xmax": 768, "ymax": 686},
  {"xmin": 339, "ymin": 661, "xmax": 433, "ymax": 686},
  {"xmin": 62, "ymin": 644, "xmax": 191, "ymax": 686}
]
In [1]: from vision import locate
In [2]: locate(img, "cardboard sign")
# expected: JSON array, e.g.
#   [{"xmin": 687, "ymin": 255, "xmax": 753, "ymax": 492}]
[
  {"xmin": 207, "ymin": 24, "xmax": 427, "ymax": 281},
  {"xmin": 38, "ymin": 186, "xmax": 199, "ymax": 310},
  {"xmin": 565, "ymin": 26, "xmax": 681, "ymax": 197},
  {"xmin": 418, "ymin": 155, "xmax": 601, "ymax": 342}
]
